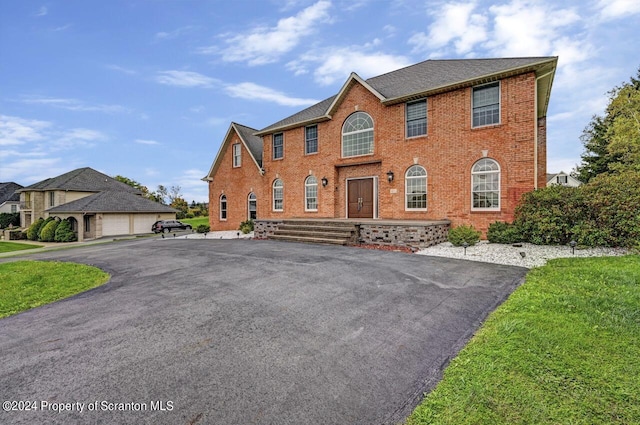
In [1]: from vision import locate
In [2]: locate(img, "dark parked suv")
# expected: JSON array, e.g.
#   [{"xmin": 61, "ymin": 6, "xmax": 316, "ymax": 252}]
[{"xmin": 152, "ymin": 220, "xmax": 192, "ymax": 233}]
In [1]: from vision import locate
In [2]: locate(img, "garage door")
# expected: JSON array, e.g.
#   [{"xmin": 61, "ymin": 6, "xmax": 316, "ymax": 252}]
[
  {"xmin": 102, "ymin": 214, "xmax": 130, "ymax": 236},
  {"xmin": 133, "ymin": 215, "xmax": 156, "ymax": 234}
]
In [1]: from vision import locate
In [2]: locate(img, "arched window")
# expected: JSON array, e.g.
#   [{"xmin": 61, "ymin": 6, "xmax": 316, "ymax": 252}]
[
  {"xmin": 305, "ymin": 176, "xmax": 318, "ymax": 211},
  {"xmin": 272, "ymin": 179, "xmax": 283, "ymax": 211},
  {"xmin": 219, "ymin": 194, "xmax": 227, "ymax": 220},
  {"xmin": 342, "ymin": 112, "xmax": 374, "ymax": 157},
  {"xmin": 405, "ymin": 165, "xmax": 427, "ymax": 210},
  {"xmin": 248, "ymin": 192, "xmax": 257, "ymax": 220},
  {"xmin": 472, "ymin": 158, "xmax": 500, "ymax": 210}
]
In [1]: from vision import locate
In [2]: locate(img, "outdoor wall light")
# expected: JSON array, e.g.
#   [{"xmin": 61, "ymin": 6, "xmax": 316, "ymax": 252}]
[
  {"xmin": 321, "ymin": 177, "xmax": 328, "ymax": 187},
  {"xmin": 386, "ymin": 170, "xmax": 394, "ymax": 183}
]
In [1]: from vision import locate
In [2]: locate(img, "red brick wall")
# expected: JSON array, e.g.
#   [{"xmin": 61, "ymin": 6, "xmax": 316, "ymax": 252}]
[
  {"xmin": 208, "ymin": 128, "xmax": 263, "ymax": 231},
  {"xmin": 211, "ymin": 71, "xmax": 546, "ymax": 235}
]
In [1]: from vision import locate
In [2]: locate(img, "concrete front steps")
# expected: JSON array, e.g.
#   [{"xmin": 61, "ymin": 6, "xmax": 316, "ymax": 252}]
[{"xmin": 269, "ymin": 220, "xmax": 358, "ymax": 245}]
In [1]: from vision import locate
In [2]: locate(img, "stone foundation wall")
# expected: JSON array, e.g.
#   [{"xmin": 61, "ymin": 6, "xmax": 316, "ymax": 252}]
[
  {"xmin": 254, "ymin": 219, "xmax": 284, "ymax": 239},
  {"xmin": 357, "ymin": 221, "xmax": 450, "ymax": 249}
]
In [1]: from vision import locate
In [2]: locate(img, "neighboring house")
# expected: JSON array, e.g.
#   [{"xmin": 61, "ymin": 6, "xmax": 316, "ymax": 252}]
[
  {"xmin": 547, "ymin": 171, "xmax": 582, "ymax": 187},
  {"xmin": 0, "ymin": 182, "xmax": 23, "ymax": 214},
  {"xmin": 17, "ymin": 167, "xmax": 176, "ymax": 241},
  {"xmin": 204, "ymin": 57, "xmax": 557, "ymax": 235}
]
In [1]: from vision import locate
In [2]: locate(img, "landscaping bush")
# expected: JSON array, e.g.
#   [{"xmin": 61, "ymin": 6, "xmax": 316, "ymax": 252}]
[
  {"xmin": 239, "ymin": 219, "xmax": 254, "ymax": 234},
  {"xmin": 54, "ymin": 219, "xmax": 77, "ymax": 242},
  {"xmin": 0, "ymin": 213, "xmax": 20, "ymax": 229},
  {"xmin": 196, "ymin": 224, "xmax": 210, "ymax": 233},
  {"xmin": 448, "ymin": 225, "xmax": 481, "ymax": 246},
  {"xmin": 26, "ymin": 218, "xmax": 45, "ymax": 241},
  {"xmin": 39, "ymin": 219, "xmax": 60, "ymax": 242},
  {"xmin": 487, "ymin": 221, "xmax": 523, "ymax": 244},
  {"xmin": 514, "ymin": 185, "xmax": 585, "ymax": 245},
  {"xmin": 36, "ymin": 217, "xmax": 55, "ymax": 241}
]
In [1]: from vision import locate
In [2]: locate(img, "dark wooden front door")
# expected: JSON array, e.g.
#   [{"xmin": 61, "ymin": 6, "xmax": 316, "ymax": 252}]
[{"xmin": 347, "ymin": 178, "xmax": 374, "ymax": 218}]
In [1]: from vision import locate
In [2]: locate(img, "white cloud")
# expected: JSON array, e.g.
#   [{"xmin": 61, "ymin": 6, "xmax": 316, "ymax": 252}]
[
  {"xmin": 0, "ymin": 115, "xmax": 50, "ymax": 146},
  {"xmin": 1, "ymin": 158, "xmax": 67, "ymax": 184},
  {"xmin": 155, "ymin": 26, "xmax": 195, "ymax": 40},
  {"xmin": 596, "ymin": 0, "xmax": 640, "ymax": 20},
  {"xmin": 225, "ymin": 82, "xmax": 319, "ymax": 107},
  {"xmin": 35, "ymin": 6, "xmax": 48, "ymax": 17},
  {"xmin": 134, "ymin": 139, "xmax": 160, "ymax": 145},
  {"xmin": 107, "ymin": 64, "xmax": 137, "ymax": 75},
  {"xmin": 409, "ymin": 2, "xmax": 488, "ymax": 55},
  {"xmin": 208, "ymin": 0, "xmax": 332, "ymax": 65},
  {"xmin": 52, "ymin": 128, "xmax": 107, "ymax": 150},
  {"xmin": 175, "ymin": 169, "xmax": 209, "ymax": 203},
  {"xmin": 548, "ymin": 157, "xmax": 581, "ymax": 174},
  {"xmin": 156, "ymin": 70, "xmax": 219, "ymax": 88},
  {"xmin": 20, "ymin": 96, "xmax": 128, "ymax": 113},
  {"xmin": 288, "ymin": 45, "xmax": 411, "ymax": 86}
]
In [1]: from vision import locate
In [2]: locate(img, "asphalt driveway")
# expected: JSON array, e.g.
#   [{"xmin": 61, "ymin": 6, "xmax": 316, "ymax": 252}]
[{"xmin": 0, "ymin": 239, "xmax": 528, "ymax": 425}]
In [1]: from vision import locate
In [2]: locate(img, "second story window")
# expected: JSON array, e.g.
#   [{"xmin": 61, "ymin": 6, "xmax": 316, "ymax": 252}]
[
  {"xmin": 406, "ymin": 100, "xmax": 427, "ymax": 137},
  {"xmin": 472, "ymin": 82, "xmax": 500, "ymax": 127},
  {"xmin": 273, "ymin": 133, "xmax": 284, "ymax": 160},
  {"xmin": 342, "ymin": 112, "xmax": 374, "ymax": 157},
  {"xmin": 305, "ymin": 125, "xmax": 318, "ymax": 155},
  {"xmin": 49, "ymin": 191, "xmax": 55, "ymax": 207},
  {"xmin": 232, "ymin": 143, "xmax": 241, "ymax": 167}
]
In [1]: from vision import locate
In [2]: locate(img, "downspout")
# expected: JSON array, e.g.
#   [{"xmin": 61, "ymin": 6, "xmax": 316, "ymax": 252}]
[{"xmin": 534, "ymin": 70, "xmax": 555, "ymax": 189}]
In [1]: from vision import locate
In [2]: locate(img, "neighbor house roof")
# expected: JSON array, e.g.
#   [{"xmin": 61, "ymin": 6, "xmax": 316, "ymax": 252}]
[
  {"xmin": 17, "ymin": 167, "xmax": 141, "ymax": 194},
  {"xmin": 256, "ymin": 56, "xmax": 557, "ymax": 135},
  {"xmin": 0, "ymin": 182, "xmax": 23, "ymax": 204},
  {"xmin": 46, "ymin": 191, "xmax": 177, "ymax": 214},
  {"xmin": 203, "ymin": 122, "xmax": 264, "ymax": 181}
]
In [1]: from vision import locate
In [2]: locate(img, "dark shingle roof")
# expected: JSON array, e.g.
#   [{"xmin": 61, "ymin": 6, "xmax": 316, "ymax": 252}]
[
  {"xmin": 18, "ymin": 167, "xmax": 141, "ymax": 194},
  {"xmin": 0, "ymin": 182, "xmax": 23, "ymax": 203},
  {"xmin": 258, "ymin": 57, "xmax": 556, "ymax": 134},
  {"xmin": 234, "ymin": 123, "xmax": 264, "ymax": 167},
  {"xmin": 47, "ymin": 191, "xmax": 177, "ymax": 214}
]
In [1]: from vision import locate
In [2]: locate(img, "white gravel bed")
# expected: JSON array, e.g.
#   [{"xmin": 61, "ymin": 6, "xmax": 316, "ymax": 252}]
[{"xmin": 416, "ymin": 241, "xmax": 629, "ymax": 268}]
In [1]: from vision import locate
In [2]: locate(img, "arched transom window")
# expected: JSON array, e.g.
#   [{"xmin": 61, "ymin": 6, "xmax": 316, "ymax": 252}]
[
  {"xmin": 248, "ymin": 192, "xmax": 257, "ymax": 220},
  {"xmin": 219, "ymin": 194, "xmax": 227, "ymax": 220},
  {"xmin": 272, "ymin": 179, "xmax": 283, "ymax": 211},
  {"xmin": 305, "ymin": 176, "xmax": 318, "ymax": 211},
  {"xmin": 405, "ymin": 165, "xmax": 427, "ymax": 210},
  {"xmin": 472, "ymin": 158, "xmax": 500, "ymax": 210},
  {"xmin": 342, "ymin": 112, "xmax": 374, "ymax": 157}
]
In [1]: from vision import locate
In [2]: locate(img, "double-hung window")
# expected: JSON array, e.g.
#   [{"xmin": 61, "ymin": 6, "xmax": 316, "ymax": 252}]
[
  {"xmin": 405, "ymin": 165, "xmax": 427, "ymax": 210},
  {"xmin": 305, "ymin": 176, "xmax": 318, "ymax": 211},
  {"xmin": 273, "ymin": 133, "xmax": 284, "ymax": 160},
  {"xmin": 472, "ymin": 82, "xmax": 500, "ymax": 127},
  {"xmin": 406, "ymin": 100, "xmax": 427, "ymax": 137},
  {"xmin": 305, "ymin": 125, "xmax": 318, "ymax": 155},
  {"xmin": 471, "ymin": 158, "xmax": 500, "ymax": 210},
  {"xmin": 272, "ymin": 179, "xmax": 283, "ymax": 211},
  {"xmin": 232, "ymin": 143, "xmax": 241, "ymax": 167},
  {"xmin": 220, "ymin": 195, "xmax": 227, "ymax": 220}
]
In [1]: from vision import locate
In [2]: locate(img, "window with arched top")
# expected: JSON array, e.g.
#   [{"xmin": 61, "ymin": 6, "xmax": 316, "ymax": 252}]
[
  {"xmin": 405, "ymin": 165, "xmax": 427, "ymax": 210},
  {"xmin": 220, "ymin": 194, "xmax": 227, "ymax": 220},
  {"xmin": 248, "ymin": 192, "xmax": 257, "ymax": 220},
  {"xmin": 471, "ymin": 158, "xmax": 500, "ymax": 210},
  {"xmin": 305, "ymin": 176, "xmax": 318, "ymax": 211},
  {"xmin": 342, "ymin": 112, "xmax": 374, "ymax": 157},
  {"xmin": 272, "ymin": 179, "xmax": 283, "ymax": 211}
]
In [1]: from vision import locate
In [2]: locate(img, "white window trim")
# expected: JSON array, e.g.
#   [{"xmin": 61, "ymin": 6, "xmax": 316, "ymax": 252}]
[
  {"xmin": 232, "ymin": 143, "xmax": 241, "ymax": 167},
  {"xmin": 304, "ymin": 176, "xmax": 318, "ymax": 212},
  {"xmin": 272, "ymin": 179, "xmax": 283, "ymax": 212},
  {"xmin": 471, "ymin": 158, "xmax": 501, "ymax": 211},
  {"xmin": 405, "ymin": 165, "xmax": 428, "ymax": 211},
  {"xmin": 471, "ymin": 81, "xmax": 501, "ymax": 129},
  {"xmin": 273, "ymin": 133, "xmax": 284, "ymax": 160},
  {"xmin": 341, "ymin": 112, "xmax": 374, "ymax": 158},
  {"xmin": 247, "ymin": 192, "xmax": 257, "ymax": 220},
  {"xmin": 405, "ymin": 99, "xmax": 427, "ymax": 139},
  {"xmin": 219, "ymin": 194, "xmax": 228, "ymax": 221}
]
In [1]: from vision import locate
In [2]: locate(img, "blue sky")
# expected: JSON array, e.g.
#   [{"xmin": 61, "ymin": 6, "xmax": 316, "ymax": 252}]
[{"xmin": 1, "ymin": 0, "xmax": 639, "ymax": 203}]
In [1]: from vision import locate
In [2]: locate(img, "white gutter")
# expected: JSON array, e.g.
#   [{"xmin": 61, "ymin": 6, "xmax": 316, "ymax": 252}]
[{"xmin": 534, "ymin": 70, "xmax": 555, "ymax": 189}]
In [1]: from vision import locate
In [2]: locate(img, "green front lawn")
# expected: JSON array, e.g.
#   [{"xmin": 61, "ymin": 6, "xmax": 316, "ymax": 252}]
[
  {"xmin": 0, "ymin": 241, "xmax": 43, "ymax": 253},
  {"xmin": 0, "ymin": 261, "xmax": 110, "ymax": 318},
  {"xmin": 406, "ymin": 255, "xmax": 640, "ymax": 424},
  {"xmin": 181, "ymin": 217, "xmax": 209, "ymax": 227}
]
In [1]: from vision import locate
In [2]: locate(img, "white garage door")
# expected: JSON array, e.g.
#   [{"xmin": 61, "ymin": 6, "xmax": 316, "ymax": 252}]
[
  {"xmin": 133, "ymin": 215, "xmax": 157, "ymax": 234},
  {"xmin": 102, "ymin": 214, "xmax": 130, "ymax": 236}
]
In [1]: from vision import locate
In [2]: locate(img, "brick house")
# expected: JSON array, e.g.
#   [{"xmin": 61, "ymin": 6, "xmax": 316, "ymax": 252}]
[{"xmin": 204, "ymin": 57, "xmax": 557, "ymax": 240}]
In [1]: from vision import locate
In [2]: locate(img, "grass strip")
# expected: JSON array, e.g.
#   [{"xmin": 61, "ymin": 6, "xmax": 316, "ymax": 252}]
[
  {"xmin": 0, "ymin": 261, "xmax": 110, "ymax": 318},
  {"xmin": 406, "ymin": 255, "xmax": 640, "ymax": 425},
  {"xmin": 0, "ymin": 241, "xmax": 43, "ymax": 253}
]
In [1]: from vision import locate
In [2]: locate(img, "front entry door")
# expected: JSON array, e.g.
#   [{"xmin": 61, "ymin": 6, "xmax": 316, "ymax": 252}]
[{"xmin": 348, "ymin": 178, "xmax": 374, "ymax": 218}]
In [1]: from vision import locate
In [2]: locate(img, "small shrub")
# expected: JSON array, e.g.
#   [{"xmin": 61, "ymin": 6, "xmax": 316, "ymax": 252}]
[
  {"xmin": 487, "ymin": 221, "xmax": 522, "ymax": 244},
  {"xmin": 54, "ymin": 219, "xmax": 77, "ymax": 242},
  {"xmin": 39, "ymin": 219, "xmax": 60, "ymax": 242},
  {"xmin": 448, "ymin": 225, "xmax": 481, "ymax": 246},
  {"xmin": 37, "ymin": 217, "xmax": 55, "ymax": 241},
  {"xmin": 176, "ymin": 211, "xmax": 186, "ymax": 219},
  {"xmin": 185, "ymin": 212, "xmax": 195, "ymax": 219},
  {"xmin": 196, "ymin": 224, "xmax": 210, "ymax": 233},
  {"xmin": 26, "ymin": 218, "xmax": 45, "ymax": 241},
  {"xmin": 239, "ymin": 219, "xmax": 254, "ymax": 234}
]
